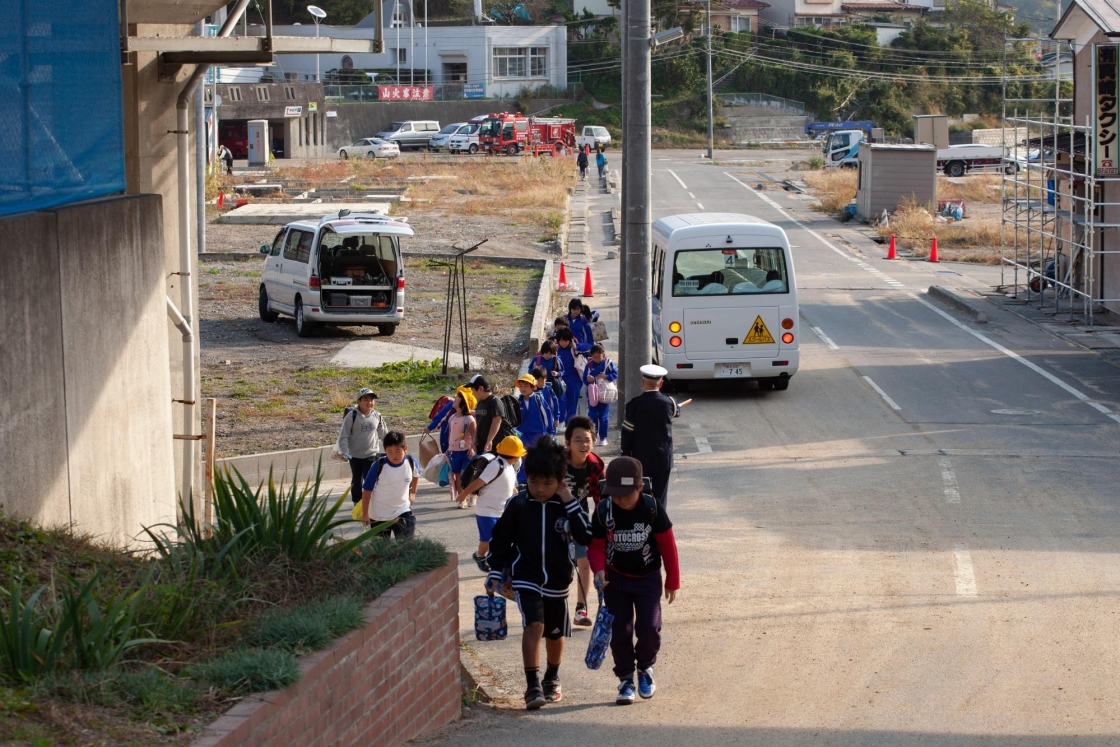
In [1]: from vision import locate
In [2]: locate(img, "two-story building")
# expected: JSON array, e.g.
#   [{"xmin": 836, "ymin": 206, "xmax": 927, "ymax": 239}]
[
  {"xmin": 685, "ymin": 0, "xmax": 770, "ymax": 34},
  {"xmin": 264, "ymin": 7, "xmax": 568, "ymax": 99}
]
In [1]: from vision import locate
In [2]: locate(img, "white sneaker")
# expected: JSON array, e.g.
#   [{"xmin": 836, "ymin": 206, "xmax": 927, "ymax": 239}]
[{"xmin": 598, "ymin": 438, "xmax": 608, "ymax": 446}]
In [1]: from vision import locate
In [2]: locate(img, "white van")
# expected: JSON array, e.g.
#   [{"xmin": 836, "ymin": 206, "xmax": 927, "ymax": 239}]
[
  {"xmin": 651, "ymin": 213, "xmax": 799, "ymax": 390},
  {"xmin": 258, "ymin": 211, "xmax": 412, "ymax": 337}
]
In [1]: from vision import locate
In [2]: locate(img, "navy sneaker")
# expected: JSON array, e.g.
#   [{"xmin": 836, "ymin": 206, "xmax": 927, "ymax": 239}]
[
  {"xmin": 637, "ymin": 667, "xmax": 656, "ymax": 699},
  {"xmin": 616, "ymin": 678, "xmax": 636, "ymax": 705},
  {"xmin": 472, "ymin": 552, "xmax": 490, "ymax": 573},
  {"xmin": 543, "ymin": 677, "xmax": 562, "ymax": 703},
  {"xmin": 525, "ymin": 685, "xmax": 546, "ymax": 710}
]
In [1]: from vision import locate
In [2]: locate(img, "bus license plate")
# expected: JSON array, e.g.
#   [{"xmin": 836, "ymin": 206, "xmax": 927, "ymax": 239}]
[{"xmin": 717, "ymin": 363, "xmax": 747, "ymax": 378}]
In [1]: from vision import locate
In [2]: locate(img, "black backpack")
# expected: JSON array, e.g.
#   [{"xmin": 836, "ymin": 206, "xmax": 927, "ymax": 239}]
[
  {"xmin": 498, "ymin": 393, "xmax": 522, "ymax": 429},
  {"xmin": 461, "ymin": 453, "xmax": 506, "ymax": 494}
]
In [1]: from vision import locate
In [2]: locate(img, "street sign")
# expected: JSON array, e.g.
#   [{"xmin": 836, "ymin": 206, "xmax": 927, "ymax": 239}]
[
  {"xmin": 377, "ymin": 85, "xmax": 434, "ymax": 102},
  {"xmin": 308, "ymin": 101, "xmax": 318, "ymax": 111},
  {"xmin": 463, "ymin": 83, "xmax": 484, "ymax": 99},
  {"xmin": 1095, "ymin": 44, "xmax": 1119, "ymax": 176},
  {"xmin": 326, "ymin": 110, "xmax": 338, "ymax": 118},
  {"xmin": 284, "ymin": 105, "xmax": 303, "ymax": 117}
]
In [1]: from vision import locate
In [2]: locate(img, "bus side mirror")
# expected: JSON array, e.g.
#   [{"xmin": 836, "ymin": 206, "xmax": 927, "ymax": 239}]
[{"xmin": 259, "ymin": 244, "xmax": 270, "ymax": 254}]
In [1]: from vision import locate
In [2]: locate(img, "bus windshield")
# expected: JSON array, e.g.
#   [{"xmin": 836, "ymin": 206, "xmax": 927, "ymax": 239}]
[{"xmin": 672, "ymin": 247, "xmax": 788, "ymax": 296}]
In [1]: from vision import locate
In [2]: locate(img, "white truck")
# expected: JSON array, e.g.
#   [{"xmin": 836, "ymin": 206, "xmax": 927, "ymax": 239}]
[
  {"xmin": 576, "ymin": 125, "xmax": 611, "ymax": 150},
  {"xmin": 823, "ymin": 130, "xmax": 1020, "ymax": 176}
]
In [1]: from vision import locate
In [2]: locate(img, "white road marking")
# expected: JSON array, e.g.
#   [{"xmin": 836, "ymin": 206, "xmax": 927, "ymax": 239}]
[
  {"xmin": 952, "ymin": 544, "xmax": 979, "ymax": 596},
  {"xmin": 812, "ymin": 326, "xmax": 840, "ymax": 350},
  {"xmin": 863, "ymin": 376, "xmax": 902, "ymax": 410},
  {"xmin": 939, "ymin": 457, "xmax": 961, "ymax": 504},
  {"xmin": 697, "ymin": 202, "xmax": 705, "ymax": 210},
  {"xmin": 908, "ymin": 292, "xmax": 1120, "ymax": 424},
  {"xmin": 694, "ymin": 436, "xmax": 712, "ymax": 454},
  {"xmin": 668, "ymin": 169, "xmax": 688, "ymax": 189},
  {"xmin": 688, "ymin": 192, "xmax": 696, "ymax": 199}
]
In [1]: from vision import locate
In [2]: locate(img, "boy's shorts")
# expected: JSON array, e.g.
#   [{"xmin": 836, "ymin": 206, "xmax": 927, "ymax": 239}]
[
  {"xmin": 475, "ymin": 515, "xmax": 499, "ymax": 542},
  {"xmin": 448, "ymin": 450, "xmax": 472, "ymax": 474},
  {"xmin": 515, "ymin": 591, "xmax": 570, "ymax": 640}
]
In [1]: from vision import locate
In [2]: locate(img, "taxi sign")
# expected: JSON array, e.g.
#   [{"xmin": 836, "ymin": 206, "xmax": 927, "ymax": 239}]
[{"xmin": 743, "ymin": 316, "xmax": 775, "ymax": 345}]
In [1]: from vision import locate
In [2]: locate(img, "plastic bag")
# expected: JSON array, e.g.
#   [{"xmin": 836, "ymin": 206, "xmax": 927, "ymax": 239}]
[
  {"xmin": 591, "ymin": 319, "xmax": 609, "ymax": 341},
  {"xmin": 438, "ymin": 461, "xmax": 450, "ymax": 487},
  {"xmin": 422, "ymin": 453, "xmax": 448, "ymax": 484},
  {"xmin": 585, "ymin": 590, "xmax": 614, "ymax": 670},
  {"xmin": 599, "ymin": 381, "xmax": 618, "ymax": 404}
]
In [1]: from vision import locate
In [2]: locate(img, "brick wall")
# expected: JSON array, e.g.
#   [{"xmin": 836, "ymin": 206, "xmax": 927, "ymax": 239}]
[{"xmin": 193, "ymin": 556, "xmax": 460, "ymax": 747}]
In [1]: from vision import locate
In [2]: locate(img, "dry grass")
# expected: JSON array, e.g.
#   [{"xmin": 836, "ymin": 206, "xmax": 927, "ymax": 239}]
[
  {"xmin": 937, "ymin": 174, "xmax": 1003, "ymax": 204},
  {"xmin": 803, "ymin": 169, "xmax": 857, "ymax": 213},
  {"xmin": 877, "ymin": 200, "xmax": 1002, "ymax": 260},
  {"xmin": 270, "ymin": 155, "xmax": 574, "ymax": 216}
]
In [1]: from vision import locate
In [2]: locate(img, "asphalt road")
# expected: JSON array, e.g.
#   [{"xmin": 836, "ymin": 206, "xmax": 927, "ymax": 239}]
[{"xmin": 410, "ymin": 151, "xmax": 1120, "ymax": 746}]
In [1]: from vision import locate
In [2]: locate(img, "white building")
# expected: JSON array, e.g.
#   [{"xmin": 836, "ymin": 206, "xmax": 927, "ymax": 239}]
[
  {"xmin": 265, "ymin": 9, "xmax": 568, "ymax": 99},
  {"xmin": 759, "ymin": 0, "xmax": 924, "ymax": 30}
]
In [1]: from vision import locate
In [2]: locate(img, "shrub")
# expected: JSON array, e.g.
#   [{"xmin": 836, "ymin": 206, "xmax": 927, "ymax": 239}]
[
  {"xmin": 188, "ymin": 648, "xmax": 300, "ymax": 694},
  {"xmin": 38, "ymin": 667, "xmax": 199, "ymax": 716},
  {"xmin": 803, "ymin": 168, "xmax": 857, "ymax": 213},
  {"xmin": 245, "ymin": 595, "xmax": 364, "ymax": 653}
]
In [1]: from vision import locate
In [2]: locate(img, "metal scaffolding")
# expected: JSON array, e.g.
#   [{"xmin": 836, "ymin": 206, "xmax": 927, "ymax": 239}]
[{"xmin": 1000, "ymin": 37, "xmax": 1120, "ymax": 326}]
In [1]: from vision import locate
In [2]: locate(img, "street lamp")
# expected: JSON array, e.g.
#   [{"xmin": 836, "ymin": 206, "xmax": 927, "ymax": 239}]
[{"xmin": 308, "ymin": 5, "xmax": 326, "ymax": 82}]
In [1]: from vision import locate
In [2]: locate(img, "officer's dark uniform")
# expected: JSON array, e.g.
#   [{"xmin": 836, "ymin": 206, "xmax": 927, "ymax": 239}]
[{"xmin": 620, "ymin": 382, "xmax": 680, "ymax": 509}]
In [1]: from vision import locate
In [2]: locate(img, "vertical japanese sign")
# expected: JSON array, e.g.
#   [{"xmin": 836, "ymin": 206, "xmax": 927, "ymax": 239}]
[{"xmin": 1096, "ymin": 44, "xmax": 1119, "ymax": 176}]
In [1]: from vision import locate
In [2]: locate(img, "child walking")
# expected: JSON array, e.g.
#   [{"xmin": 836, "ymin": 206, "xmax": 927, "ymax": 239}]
[
  {"xmin": 533, "ymin": 367, "xmax": 562, "ymax": 437},
  {"xmin": 555, "ymin": 328, "xmax": 585, "ymax": 422},
  {"xmin": 584, "ymin": 343, "xmax": 618, "ymax": 446},
  {"xmin": 563, "ymin": 415, "xmax": 604, "ymax": 627},
  {"xmin": 446, "ymin": 391, "xmax": 477, "ymax": 508},
  {"xmin": 359, "ymin": 431, "xmax": 421, "ymax": 538},
  {"xmin": 588, "ymin": 457, "xmax": 680, "ymax": 705},
  {"xmin": 486, "ymin": 440, "xmax": 592, "ymax": 710},
  {"xmin": 461, "ymin": 435, "xmax": 524, "ymax": 573}
]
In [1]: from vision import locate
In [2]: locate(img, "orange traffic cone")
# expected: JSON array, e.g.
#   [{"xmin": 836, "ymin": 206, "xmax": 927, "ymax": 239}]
[
  {"xmin": 928, "ymin": 236, "xmax": 940, "ymax": 263},
  {"xmin": 217, "ymin": 191, "xmax": 225, "ymax": 208},
  {"xmin": 558, "ymin": 262, "xmax": 568, "ymax": 290},
  {"xmin": 887, "ymin": 234, "xmax": 897, "ymax": 260},
  {"xmin": 583, "ymin": 266, "xmax": 594, "ymax": 297}
]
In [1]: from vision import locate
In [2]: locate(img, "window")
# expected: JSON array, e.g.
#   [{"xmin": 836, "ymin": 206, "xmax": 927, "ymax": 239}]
[
  {"xmin": 282, "ymin": 230, "xmax": 301, "ymax": 261},
  {"xmin": 270, "ymin": 229, "xmax": 286, "ymax": 257},
  {"xmin": 493, "ymin": 47, "xmax": 548, "ymax": 78},
  {"xmin": 284, "ymin": 85, "xmax": 296, "ymax": 100},
  {"xmin": 391, "ymin": 1, "xmax": 407, "ymax": 27},
  {"xmin": 255, "ymin": 86, "xmax": 270, "ymax": 102},
  {"xmin": 672, "ymin": 248, "xmax": 789, "ymax": 296},
  {"xmin": 227, "ymin": 86, "xmax": 243, "ymax": 102},
  {"xmin": 652, "ymin": 245, "xmax": 664, "ymax": 300},
  {"xmin": 283, "ymin": 230, "xmax": 312, "ymax": 264},
  {"xmin": 203, "ymin": 87, "xmax": 214, "ymax": 103},
  {"xmin": 530, "ymin": 47, "xmax": 548, "ymax": 76},
  {"xmin": 395, "ymin": 47, "xmax": 407, "ymax": 64}
]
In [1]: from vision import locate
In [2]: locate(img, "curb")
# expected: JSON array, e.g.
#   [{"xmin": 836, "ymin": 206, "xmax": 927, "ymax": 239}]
[
  {"xmin": 459, "ymin": 647, "xmax": 505, "ymax": 704},
  {"xmin": 927, "ymin": 285, "xmax": 988, "ymax": 324},
  {"xmin": 526, "ymin": 258, "xmax": 555, "ymax": 357},
  {"xmin": 556, "ymin": 191, "xmax": 572, "ymax": 258},
  {"xmin": 609, "ymin": 208, "xmax": 621, "ymax": 245}
]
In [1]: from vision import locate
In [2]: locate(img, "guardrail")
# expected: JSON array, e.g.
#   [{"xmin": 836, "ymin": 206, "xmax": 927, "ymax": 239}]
[{"xmin": 717, "ymin": 92, "xmax": 806, "ymax": 114}]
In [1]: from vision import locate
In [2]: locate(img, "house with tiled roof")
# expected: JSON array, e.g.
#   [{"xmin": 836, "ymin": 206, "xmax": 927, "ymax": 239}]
[
  {"xmin": 759, "ymin": 0, "xmax": 924, "ymax": 31},
  {"xmin": 687, "ymin": 0, "xmax": 771, "ymax": 34}
]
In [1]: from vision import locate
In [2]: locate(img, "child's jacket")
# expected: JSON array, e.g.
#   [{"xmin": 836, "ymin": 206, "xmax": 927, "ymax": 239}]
[
  {"xmin": 584, "ymin": 357, "xmax": 618, "ymax": 385},
  {"xmin": 487, "ymin": 492, "xmax": 592, "ymax": 598},
  {"xmin": 519, "ymin": 390, "xmax": 551, "ymax": 437}
]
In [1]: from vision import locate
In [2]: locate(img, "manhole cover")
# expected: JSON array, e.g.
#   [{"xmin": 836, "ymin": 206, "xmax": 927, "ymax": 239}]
[{"xmin": 991, "ymin": 408, "xmax": 1041, "ymax": 415}]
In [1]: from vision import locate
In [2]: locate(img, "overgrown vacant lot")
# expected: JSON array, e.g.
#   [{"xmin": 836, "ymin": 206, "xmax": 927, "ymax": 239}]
[
  {"xmin": 802, "ymin": 168, "xmax": 1007, "ymax": 262},
  {"xmin": 199, "ymin": 256, "xmax": 539, "ymax": 458}
]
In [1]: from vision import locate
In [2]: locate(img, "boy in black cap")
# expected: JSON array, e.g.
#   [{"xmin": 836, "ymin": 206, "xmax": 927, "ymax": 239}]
[
  {"xmin": 588, "ymin": 456, "xmax": 681, "ymax": 705},
  {"xmin": 486, "ymin": 440, "xmax": 592, "ymax": 710}
]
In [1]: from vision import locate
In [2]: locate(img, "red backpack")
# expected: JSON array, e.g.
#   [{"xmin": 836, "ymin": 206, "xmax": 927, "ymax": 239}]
[{"xmin": 428, "ymin": 395, "xmax": 452, "ymax": 421}]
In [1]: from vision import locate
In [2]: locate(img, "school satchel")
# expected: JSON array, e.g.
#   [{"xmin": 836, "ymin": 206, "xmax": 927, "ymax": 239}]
[
  {"xmin": 418, "ymin": 432, "xmax": 440, "ymax": 468},
  {"xmin": 498, "ymin": 393, "xmax": 522, "ymax": 429},
  {"xmin": 474, "ymin": 595, "xmax": 508, "ymax": 641}
]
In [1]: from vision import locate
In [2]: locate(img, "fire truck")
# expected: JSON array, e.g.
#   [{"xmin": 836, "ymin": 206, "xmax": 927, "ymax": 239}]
[{"xmin": 477, "ymin": 112, "xmax": 577, "ymax": 156}]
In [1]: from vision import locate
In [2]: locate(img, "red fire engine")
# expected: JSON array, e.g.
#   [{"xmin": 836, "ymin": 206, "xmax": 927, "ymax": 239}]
[{"xmin": 478, "ymin": 112, "xmax": 577, "ymax": 156}]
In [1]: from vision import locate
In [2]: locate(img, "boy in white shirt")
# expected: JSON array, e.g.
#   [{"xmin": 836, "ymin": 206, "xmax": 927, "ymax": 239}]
[
  {"xmin": 360, "ymin": 431, "xmax": 421, "ymax": 538},
  {"xmin": 460, "ymin": 435, "xmax": 525, "ymax": 572}
]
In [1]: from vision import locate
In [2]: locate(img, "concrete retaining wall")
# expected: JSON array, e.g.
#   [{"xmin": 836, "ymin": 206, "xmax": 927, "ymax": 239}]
[
  {"xmin": 217, "ymin": 435, "xmax": 426, "ymax": 488},
  {"xmin": 0, "ymin": 195, "xmax": 177, "ymax": 546},
  {"xmin": 193, "ymin": 556, "xmax": 461, "ymax": 747},
  {"xmin": 328, "ymin": 98, "xmax": 574, "ymax": 150}
]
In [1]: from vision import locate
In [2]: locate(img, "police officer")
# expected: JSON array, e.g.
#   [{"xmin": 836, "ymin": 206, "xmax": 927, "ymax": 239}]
[{"xmin": 620, "ymin": 364, "xmax": 681, "ymax": 509}]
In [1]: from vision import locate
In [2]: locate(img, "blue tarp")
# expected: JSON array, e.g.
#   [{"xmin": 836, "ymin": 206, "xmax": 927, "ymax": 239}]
[{"xmin": 0, "ymin": 0, "xmax": 126, "ymax": 218}]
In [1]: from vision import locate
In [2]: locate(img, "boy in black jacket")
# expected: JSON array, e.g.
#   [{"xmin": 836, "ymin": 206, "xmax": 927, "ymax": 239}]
[{"xmin": 486, "ymin": 440, "xmax": 592, "ymax": 710}]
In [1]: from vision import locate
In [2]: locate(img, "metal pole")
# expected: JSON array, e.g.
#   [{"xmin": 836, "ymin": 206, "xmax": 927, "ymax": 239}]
[
  {"xmin": 195, "ymin": 21, "xmax": 207, "ymax": 256},
  {"xmin": 616, "ymin": 0, "xmax": 628, "ymax": 420},
  {"xmin": 396, "ymin": 1, "xmax": 401, "ymax": 82},
  {"xmin": 706, "ymin": 0, "xmax": 714, "ymax": 160},
  {"xmin": 620, "ymin": 0, "xmax": 651, "ymax": 414},
  {"xmin": 315, "ymin": 18, "xmax": 320, "ymax": 82},
  {"xmin": 410, "ymin": 0, "xmax": 415, "ymax": 85}
]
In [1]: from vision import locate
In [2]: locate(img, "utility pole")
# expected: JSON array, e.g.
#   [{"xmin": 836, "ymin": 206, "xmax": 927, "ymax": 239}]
[
  {"xmin": 705, "ymin": 0, "xmax": 714, "ymax": 160},
  {"xmin": 619, "ymin": 0, "xmax": 652, "ymax": 415}
]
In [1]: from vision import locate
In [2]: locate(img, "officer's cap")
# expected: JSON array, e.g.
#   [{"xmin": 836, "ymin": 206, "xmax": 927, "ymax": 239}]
[{"xmin": 640, "ymin": 364, "xmax": 668, "ymax": 380}]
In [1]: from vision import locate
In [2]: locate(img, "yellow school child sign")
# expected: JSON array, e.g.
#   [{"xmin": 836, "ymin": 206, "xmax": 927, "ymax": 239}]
[{"xmin": 743, "ymin": 316, "xmax": 775, "ymax": 344}]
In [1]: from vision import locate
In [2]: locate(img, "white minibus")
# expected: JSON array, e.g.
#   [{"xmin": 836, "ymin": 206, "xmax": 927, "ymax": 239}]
[{"xmin": 651, "ymin": 213, "xmax": 799, "ymax": 390}]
